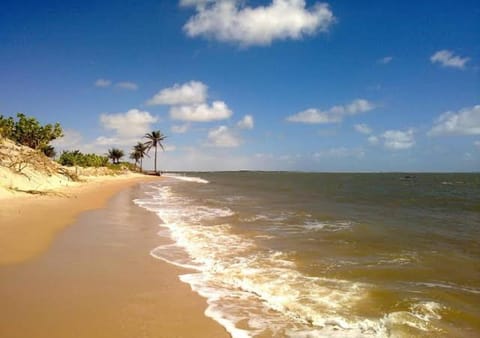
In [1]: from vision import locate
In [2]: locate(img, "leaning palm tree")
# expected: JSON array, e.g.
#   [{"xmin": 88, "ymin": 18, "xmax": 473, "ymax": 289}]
[
  {"xmin": 144, "ymin": 130, "xmax": 166, "ymax": 173},
  {"xmin": 133, "ymin": 142, "xmax": 149, "ymax": 172},
  {"xmin": 107, "ymin": 148, "xmax": 124, "ymax": 164}
]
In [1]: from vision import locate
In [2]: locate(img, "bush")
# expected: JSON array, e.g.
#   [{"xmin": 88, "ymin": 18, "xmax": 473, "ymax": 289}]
[
  {"xmin": 41, "ymin": 145, "xmax": 57, "ymax": 158},
  {"xmin": 0, "ymin": 113, "xmax": 63, "ymax": 149},
  {"xmin": 0, "ymin": 115, "xmax": 14, "ymax": 139},
  {"xmin": 58, "ymin": 150, "xmax": 109, "ymax": 167}
]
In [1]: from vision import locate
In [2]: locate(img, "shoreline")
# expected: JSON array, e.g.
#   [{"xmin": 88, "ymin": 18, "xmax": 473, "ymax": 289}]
[
  {"xmin": 0, "ymin": 174, "xmax": 160, "ymax": 266},
  {"xmin": 0, "ymin": 179, "xmax": 229, "ymax": 337}
]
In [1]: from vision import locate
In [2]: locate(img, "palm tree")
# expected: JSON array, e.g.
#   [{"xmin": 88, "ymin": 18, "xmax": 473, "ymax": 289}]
[
  {"xmin": 129, "ymin": 150, "xmax": 141, "ymax": 170},
  {"xmin": 107, "ymin": 148, "xmax": 124, "ymax": 164},
  {"xmin": 144, "ymin": 130, "xmax": 166, "ymax": 173},
  {"xmin": 133, "ymin": 142, "xmax": 149, "ymax": 172}
]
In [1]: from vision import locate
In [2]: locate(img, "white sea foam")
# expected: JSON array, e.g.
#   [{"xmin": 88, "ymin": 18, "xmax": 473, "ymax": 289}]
[
  {"xmin": 163, "ymin": 173, "xmax": 209, "ymax": 184},
  {"xmin": 414, "ymin": 281, "xmax": 480, "ymax": 295},
  {"xmin": 303, "ymin": 220, "xmax": 354, "ymax": 232},
  {"xmin": 134, "ymin": 182, "xmax": 445, "ymax": 338}
]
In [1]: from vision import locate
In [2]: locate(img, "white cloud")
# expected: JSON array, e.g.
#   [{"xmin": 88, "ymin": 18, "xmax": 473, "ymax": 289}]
[
  {"xmin": 95, "ymin": 136, "xmax": 121, "ymax": 145},
  {"xmin": 95, "ymin": 78, "xmax": 111, "ymax": 87},
  {"xmin": 146, "ymin": 80, "xmax": 234, "ymax": 123},
  {"xmin": 51, "ymin": 129, "xmax": 83, "ymax": 149},
  {"xmin": 382, "ymin": 129, "xmax": 415, "ymax": 150},
  {"xmin": 354, "ymin": 123, "xmax": 372, "ymax": 135},
  {"xmin": 287, "ymin": 108, "xmax": 341, "ymax": 124},
  {"xmin": 100, "ymin": 109, "xmax": 159, "ymax": 138},
  {"xmin": 428, "ymin": 105, "xmax": 480, "ymax": 136},
  {"xmin": 313, "ymin": 147, "xmax": 365, "ymax": 159},
  {"xmin": 146, "ymin": 81, "xmax": 207, "ymax": 106},
  {"xmin": 287, "ymin": 99, "xmax": 375, "ymax": 124},
  {"xmin": 430, "ymin": 50, "xmax": 469, "ymax": 69},
  {"xmin": 164, "ymin": 144, "xmax": 177, "ymax": 152},
  {"xmin": 237, "ymin": 115, "xmax": 254, "ymax": 129},
  {"xmin": 207, "ymin": 125, "xmax": 241, "ymax": 147},
  {"xmin": 116, "ymin": 81, "xmax": 138, "ymax": 90},
  {"xmin": 368, "ymin": 135, "xmax": 379, "ymax": 145},
  {"xmin": 170, "ymin": 101, "xmax": 233, "ymax": 122},
  {"xmin": 181, "ymin": 0, "xmax": 335, "ymax": 46},
  {"xmin": 378, "ymin": 56, "xmax": 393, "ymax": 64},
  {"xmin": 171, "ymin": 124, "xmax": 190, "ymax": 134}
]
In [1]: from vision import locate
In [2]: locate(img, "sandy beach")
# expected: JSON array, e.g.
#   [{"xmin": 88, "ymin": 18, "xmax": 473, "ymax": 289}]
[
  {"xmin": 0, "ymin": 174, "xmax": 158, "ymax": 265},
  {"xmin": 0, "ymin": 176, "xmax": 228, "ymax": 338}
]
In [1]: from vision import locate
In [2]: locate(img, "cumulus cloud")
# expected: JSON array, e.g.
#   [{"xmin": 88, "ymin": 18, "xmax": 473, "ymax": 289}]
[
  {"xmin": 382, "ymin": 129, "xmax": 415, "ymax": 150},
  {"xmin": 181, "ymin": 0, "xmax": 335, "ymax": 46},
  {"xmin": 146, "ymin": 81, "xmax": 207, "ymax": 106},
  {"xmin": 428, "ymin": 105, "xmax": 480, "ymax": 136},
  {"xmin": 287, "ymin": 99, "xmax": 375, "ymax": 124},
  {"xmin": 171, "ymin": 124, "xmax": 190, "ymax": 134},
  {"xmin": 146, "ymin": 80, "xmax": 234, "ymax": 123},
  {"xmin": 207, "ymin": 125, "xmax": 241, "ymax": 147},
  {"xmin": 51, "ymin": 129, "xmax": 83, "ymax": 150},
  {"xmin": 378, "ymin": 56, "xmax": 393, "ymax": 64},
  {"xmin": 170, "ymin": 101, "xmax": 233, "ymax": 122},
  {"xmin": 116, "ymin": 81, "xmax": 138, "ymax": 90},
  {"xmin": 237, "ymin": 115, "xmax": 254, "ymax": 129},
  {"xmin": 354, "ymin": 123, "xmax": 372, "ymax": 135},
  {"xmin": 430, "ymin": 50, "xmax": 470, "ymax": 69},
  {"xmin": 368, "ymin": 135, "xmax": 379, "ymax": 145},
  {"xmin": 100, "ymin": 109, "xmax": 158, "ymax": 138},
  {"xmin": 95, "ymin": 78, "xmax": 112, "ymax": 87}
]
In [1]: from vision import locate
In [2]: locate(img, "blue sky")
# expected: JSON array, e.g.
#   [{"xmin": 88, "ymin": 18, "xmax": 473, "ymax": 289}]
[{"xmin": 1, "ymin": 0, "xmax": 479, "ymax": 171}]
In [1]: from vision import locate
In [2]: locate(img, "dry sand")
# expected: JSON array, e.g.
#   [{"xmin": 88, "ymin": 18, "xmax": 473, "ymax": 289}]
[{"xmin": 0, "ymin": 177, "xmax": 229, "ymax": 337}]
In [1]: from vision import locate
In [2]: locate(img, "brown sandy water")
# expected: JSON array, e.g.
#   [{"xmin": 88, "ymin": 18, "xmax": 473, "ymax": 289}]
[
  {"xmin": 0, "ymin": 182, "xmax": 228, "ymax": 338},
  {"xmin": 137, "ymin": 172, "xmax": 480, "ymax": 337}
]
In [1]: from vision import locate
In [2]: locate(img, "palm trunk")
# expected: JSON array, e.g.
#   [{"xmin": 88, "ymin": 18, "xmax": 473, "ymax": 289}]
[
  {"xmin": 154, "ymin": 145, "xmax": 157, "ymax": 173},
  {"xmin": 140, "ymin": 158, "xmax": 143, "ymax": 172}
]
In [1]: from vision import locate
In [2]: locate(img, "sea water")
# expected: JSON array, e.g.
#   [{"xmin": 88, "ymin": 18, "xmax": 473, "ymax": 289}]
[{"xmin": 134, "ymin": 172, "xmax": 480, "ymax": 337}]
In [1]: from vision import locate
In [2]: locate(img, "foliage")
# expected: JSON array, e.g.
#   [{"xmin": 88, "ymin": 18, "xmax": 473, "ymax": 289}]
[
  {"xmin": 41, "ymin": 145, "xmax": 56, "ymax": 158},
  {"xmin": 0, "ymin": 115, "xmax": 15, "ymax": 139},
  {"xmin": 144, "ymin": 130, "xmax": 166, "ymax": 173},
  {"xmin": 1, "ymin": 113, "xmax": 63, "ymax": 149},
  {"xmin": 107, "ymin": 161, "xmax": 137, "ymax": 172},
  {"xmin": 107, "ymin": 148, "xmax": 125, "ymax": 164},
  {"xmin": 130, "ymin": 150, "xmax": 141, "ymax": 162},
  {"xmin": 10, "ymin": 113, "xmax": 63, "ymax": 149},
  {"xmin": 131, "ymin": 142, "xmax": 149, "ymax": 171},
  {"xmin": 58, "ymin": 150, "xmax": 109, "ymax": 167}
]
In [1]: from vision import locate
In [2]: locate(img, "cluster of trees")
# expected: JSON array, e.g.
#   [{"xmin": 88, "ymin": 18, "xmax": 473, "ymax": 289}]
[
  {"xmin": 1, "ymin": 113, "xmax": 167, "ymax": 173},
  {"xmin": 0, "ymin": 113, "xmax": 63, "ymax": 157},
  {"xmin": 108, "ymin": 130, "xmax": 166, "ymax": 173},
  {"xmin": 58, "ymin": 150, "xmax": 109, "ymax": 167}
]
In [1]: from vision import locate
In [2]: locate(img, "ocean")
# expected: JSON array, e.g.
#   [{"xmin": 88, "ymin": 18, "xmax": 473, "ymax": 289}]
[{"xmin": 134, "ymin": 172, "xmax": 480, "ymax": 337}]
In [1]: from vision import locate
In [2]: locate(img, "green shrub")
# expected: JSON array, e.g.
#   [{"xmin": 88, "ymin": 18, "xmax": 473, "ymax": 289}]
[
  {"xmin": 58, "ymin": 150, "xmax": 109, "ymax": 167},
  {"xmin": 0, "ymin": 115, "xmax": 15, "ymax": 139},
  {"xmin": 0, "ymin": 113, "xmax": 63, "ymax": 149}
]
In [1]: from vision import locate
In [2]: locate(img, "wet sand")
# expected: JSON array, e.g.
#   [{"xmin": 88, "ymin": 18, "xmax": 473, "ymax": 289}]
[
  {"xmin": 0, "ymin": 175, "xmax": 158, "ymax": 265},
  {"xmin": 0, "ymin": 181, "xmax": 228, "ymax": 338}
]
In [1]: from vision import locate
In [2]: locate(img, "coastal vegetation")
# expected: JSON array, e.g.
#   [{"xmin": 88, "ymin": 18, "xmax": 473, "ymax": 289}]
[
  {"xmin": 58, "ymin": 150, "xmax": 109, "ymax": 167},
  {"xmin": 0, "ymin": 113, "xmax": 63, "ymax": 157},
  {"xmin": 107, "ymin": 148, "xmax": 125, "ymax": 165},
  {"xmin": 130, "ymin": 142, "xmax": 149, "ymax": 172},
  {"xmin": 144, "ymin": 130, "xmax": 166, "ymax": 174},
  {"xmin": 1, "ymin": 113, "xmax": 167, "ymax": 174}
]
